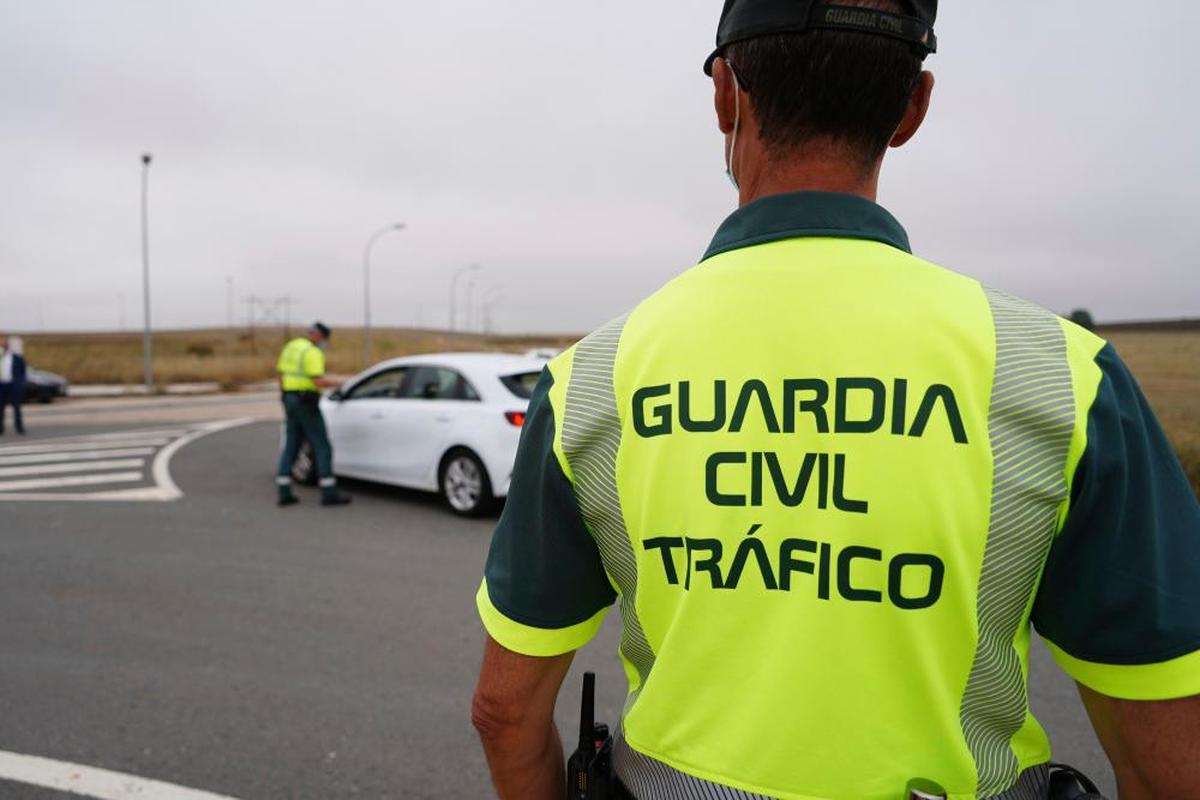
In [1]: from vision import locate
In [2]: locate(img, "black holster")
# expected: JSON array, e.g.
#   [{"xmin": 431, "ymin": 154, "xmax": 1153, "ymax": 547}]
[{"xmin": 1048, "ymin": 763, "xmax": 1107, "ymax": 799}]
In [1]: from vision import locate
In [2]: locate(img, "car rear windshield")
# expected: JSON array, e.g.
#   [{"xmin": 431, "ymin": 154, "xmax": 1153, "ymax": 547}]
[{"xmin": 500, "ymin": 372, "xmax": 541, "ymax": 400}]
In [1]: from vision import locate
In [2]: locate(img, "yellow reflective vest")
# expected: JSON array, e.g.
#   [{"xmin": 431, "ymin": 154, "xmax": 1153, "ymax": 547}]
[
  {"xmin": 478, "ymin": 192, "xmax": 1200, "ymax": 800},
  {"xmin": 276, "ymin": 337, "xmax": 324, "ymax": 393}
]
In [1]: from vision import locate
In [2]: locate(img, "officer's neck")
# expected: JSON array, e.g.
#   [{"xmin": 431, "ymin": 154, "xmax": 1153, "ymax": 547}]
[{"xmin": 735, "ymin": 142, "xmax": 883, "ymax": 208}]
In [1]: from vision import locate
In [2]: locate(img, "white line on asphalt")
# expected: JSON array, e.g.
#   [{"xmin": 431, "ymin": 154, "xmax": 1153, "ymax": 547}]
[
  {"xmin": 0, "ymin": 486, "xmax": 177, "ymax": 502},
  {"xmin": 149, "ymin": 418, "xmax": 254, "ymax": 500},
  {"xmin": 0, "ymin": 418, "xmax": 256, "ymax": 502},
  {"xmin": 0, "ymin": 459, "xmax": 145, "ymax": 478},
  {"xmin": 0, "ymin": 439, "xmax": 171, "ymax": 456},
  {"xmin": 71, "ymin": 427, "xmax": 190, "ymax": 441},
  {"xmin": 0, "ymin": 749, "xmax": 240, "ymax": 800},
  {"xmin": 0, "ymin": 472, "xmax": 143, "ymax": 492},
  {"xmin": 0, "ymin": 448, "xmax": 156, "ymax": 467}
]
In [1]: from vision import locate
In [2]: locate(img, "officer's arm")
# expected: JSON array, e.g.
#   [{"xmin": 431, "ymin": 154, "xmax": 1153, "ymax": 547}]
[
  {"xmin": 472, "ymin": 634, "xmax": 574, "ymax": 800},
  {"xmin": 1077, "ymin": 686, "xmax": 1200, "ymax": 798}
]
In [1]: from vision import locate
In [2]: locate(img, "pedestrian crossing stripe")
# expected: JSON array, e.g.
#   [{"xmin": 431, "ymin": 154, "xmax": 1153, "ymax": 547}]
[{"xmin": 0, "ymin": 418, "xmax": 253, "ymax": 502}]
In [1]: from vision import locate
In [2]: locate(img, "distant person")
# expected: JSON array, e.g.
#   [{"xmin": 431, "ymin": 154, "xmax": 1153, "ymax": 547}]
[
  {"xmin": 471, "ymin": 0, "xmax": 1200, "ymax": 798},
  {"xmin": 0, "ymin": 335, "xmax": 27, "ymax": 436},
  {"xmin": 274, "ymin": 323, "xmax": 351, "ymax": 507}
]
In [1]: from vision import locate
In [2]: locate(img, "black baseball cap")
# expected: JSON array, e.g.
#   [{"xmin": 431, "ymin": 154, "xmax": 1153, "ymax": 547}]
[
  {"xmin": 311, "ymin": 322, "xmax": 332, "ymax": 338},
  {"xmin": 703, "ymin": 0, "xmax": 937, "ymax": 75}
]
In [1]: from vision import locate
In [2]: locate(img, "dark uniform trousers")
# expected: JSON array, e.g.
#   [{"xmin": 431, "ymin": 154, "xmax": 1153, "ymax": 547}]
[
  {"xmin": 0, "ymin": 383, "xmax": 23, "ymax": 435},
  {"xmin": 276, "ymin": 391, "xmax": 335, "ymax": 499}
]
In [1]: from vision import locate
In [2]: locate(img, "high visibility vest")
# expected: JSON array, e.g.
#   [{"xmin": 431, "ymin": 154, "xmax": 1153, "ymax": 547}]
[
  {"xmin": 478, "ymin": 192, "xmax": 1200, "ymax": 800},
  {"xmin": 276, "ymin": 337, "xmax": 324, "ymax": 393}
]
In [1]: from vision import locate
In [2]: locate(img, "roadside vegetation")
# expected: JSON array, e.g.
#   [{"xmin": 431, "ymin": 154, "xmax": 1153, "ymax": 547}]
[
  {"xmin": 18, "ymin": 325, "xmax": 1200, "ymax": 496},
  {"xmin": 21, "ymin": 328, "xmax": 576, "ymax": 388},
  {"xmin": 1104, "ymin": 328, "xmax": 1200, "ymax": 496}
]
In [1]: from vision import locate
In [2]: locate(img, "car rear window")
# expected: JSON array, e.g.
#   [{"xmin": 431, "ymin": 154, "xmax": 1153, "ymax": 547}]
[{"xmin": 500, "ymin": 372, "xmax": 541, "ymax": 400}]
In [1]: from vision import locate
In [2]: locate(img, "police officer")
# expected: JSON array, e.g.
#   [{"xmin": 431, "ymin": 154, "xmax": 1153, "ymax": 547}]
[
  {"xmin": 472, "ymin": 2, "xmax": 1200, "ymax": 798},
  {"xmin": 275, "ymin": 322, "xmax": 351, "ymax": 507}
]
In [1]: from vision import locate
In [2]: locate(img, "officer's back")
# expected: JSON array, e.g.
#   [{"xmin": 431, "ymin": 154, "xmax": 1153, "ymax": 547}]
[{"xmin": 471, "ymin": 2, "xmax": 1200, "ymax": 798}]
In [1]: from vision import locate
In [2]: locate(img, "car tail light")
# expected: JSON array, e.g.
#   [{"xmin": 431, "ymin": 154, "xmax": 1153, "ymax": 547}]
[{"xmin": 505, "ymin": 411, "xmax": 526, "ymax": 428}]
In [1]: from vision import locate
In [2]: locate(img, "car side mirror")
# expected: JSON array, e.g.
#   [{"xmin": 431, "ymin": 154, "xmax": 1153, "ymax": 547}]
[{"xmin": 328, "ymin": 390, "xmax": 344, "ymax": 402}]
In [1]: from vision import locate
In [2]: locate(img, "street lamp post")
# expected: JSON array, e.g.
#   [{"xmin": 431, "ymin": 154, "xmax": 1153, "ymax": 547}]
[
  {"xmin": 482, "ymin": 285, "xmax": 505, "ymax": 334},
  {"xmin": 448, "ymin": 263, "xmax": 481, "ymax": 332},
  {"xmin": 464, "ymin": 275, "xmax": 480, "ymax": 334},
  {"xmin": 140, "ymin": 153, "xmax": 153, "ymax": 392},
  {"xmin": 362, "ymin": 222, "xmax": 405, "ymax": 365}
]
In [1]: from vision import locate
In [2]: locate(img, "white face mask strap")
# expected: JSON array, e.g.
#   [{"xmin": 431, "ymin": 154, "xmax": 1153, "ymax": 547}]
[{"xmin": 725, "ymin": 59, "xmax": 741, "ymax": 191}]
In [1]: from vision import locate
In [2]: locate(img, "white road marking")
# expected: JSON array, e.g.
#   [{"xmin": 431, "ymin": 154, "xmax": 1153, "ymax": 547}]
[
  {"xmin": 0, "ymin": 749, "xmax": 240, "ymax": 800},
  {"xmin": 0, "ymin": 439, "xmax": 171, "ymax": 456},
  {"xmin": 0, "ymin": 418, "xmax": 254, "ymax": 502},
  {"xmin": 0, "ymin": 448, "xmax": 156, "ymax": 467},
  {"xmin": 0, "ymin": 459, "xmax": 145, "ymax": 478},
  {"xmin": 69, "ymin": 427, "xmax": 191, "ymax": 440},
  {"xmin": 0, "ymin": 472, "xmax": 144, "ymax": 492}
]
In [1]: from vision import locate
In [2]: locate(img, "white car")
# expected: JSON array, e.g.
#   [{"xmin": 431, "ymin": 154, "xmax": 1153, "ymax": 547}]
[{"xmin": 291, "ymin": 352, "xmax": 546, "ymax": 516}]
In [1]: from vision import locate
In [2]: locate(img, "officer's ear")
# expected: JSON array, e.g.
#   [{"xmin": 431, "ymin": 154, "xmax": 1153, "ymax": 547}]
[
  {"xmin": 890, "ymin": 70, "xmax": 935, "ymax": 148},
  {"xmin": 713, "ymin": 57, "xmax": 738, "ymax": 135}
]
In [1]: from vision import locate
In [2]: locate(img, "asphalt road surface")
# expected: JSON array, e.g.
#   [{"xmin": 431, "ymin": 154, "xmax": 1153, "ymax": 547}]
[{"xmin": 0, "ymin": 397, "xmax": 1116, "ymax": 798}]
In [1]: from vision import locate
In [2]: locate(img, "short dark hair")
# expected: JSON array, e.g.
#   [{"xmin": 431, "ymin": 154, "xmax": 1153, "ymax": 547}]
[{"xmin": 725, "ymin": 16, "xmax": 924, "ymax": 168}]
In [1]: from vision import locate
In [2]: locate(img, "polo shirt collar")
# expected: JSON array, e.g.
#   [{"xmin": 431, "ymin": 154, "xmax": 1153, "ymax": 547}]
[{"xmin": 702, "ymin": 191, "xmax": 911, "ymax": 261}]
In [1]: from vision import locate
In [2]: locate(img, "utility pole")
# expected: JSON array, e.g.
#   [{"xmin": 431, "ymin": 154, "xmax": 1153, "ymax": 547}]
[
  {"xmin": 482, "ymin": 285, "xmax": 505, "ymax": 334},
  {"xmin": 140, "ymin": 153, "xmax": 154, "ymax": 391},
  {"xmin": 226, "ymin": 276, "xmax": 235, "ymax": 329},
  {"xmin": 448, "ymin": 263, "xmax": 481, "ymax": 332},
  {"xmin": 246, "ymin": 295, "xmax": 258, "ymax": 344},
  {"xmin": 464, "ymin": 274, "xmax": 479, "ymax": 334}
]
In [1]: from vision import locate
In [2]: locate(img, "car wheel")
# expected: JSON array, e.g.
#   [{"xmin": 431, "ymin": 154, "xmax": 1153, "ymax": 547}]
[
  {"xmin": 291, "ymin": 439, "xmax": 318, "ymax": 486},
  {"xmin": 439, "ymin": 448, "xmax": 494, "ymax": 517}
]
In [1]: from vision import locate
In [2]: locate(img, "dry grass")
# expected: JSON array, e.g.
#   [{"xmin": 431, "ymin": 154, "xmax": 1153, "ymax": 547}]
[
  {"xmin": 1103, "ymin": 328, "xmax": 1200, "ymax": 496},
  {"xmin": 19, "ymin": 325, "xmax": 1200, "ymax": 494},
  {"xmin": 22, "ymin": 328, "xmax": 579, "ymax": 390}
]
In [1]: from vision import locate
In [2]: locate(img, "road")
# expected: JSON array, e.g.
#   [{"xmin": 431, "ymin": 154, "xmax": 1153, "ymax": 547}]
[{"xmin": 0, "ymin": 396, "xmax": 1116, "ymax": 798}]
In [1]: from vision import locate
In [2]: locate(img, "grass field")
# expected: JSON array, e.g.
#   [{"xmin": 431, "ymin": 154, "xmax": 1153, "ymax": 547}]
[
  {"xmin": 1103, "ymin": 328, "xmax": 1200, "ymax": 496},
  {"xmin": 18, "ymin": 325, "xmax": 1200, "ymax": 495},
  {"xmin": 21, "ymin": 328, "xmax": 577, "ymax": 388}
]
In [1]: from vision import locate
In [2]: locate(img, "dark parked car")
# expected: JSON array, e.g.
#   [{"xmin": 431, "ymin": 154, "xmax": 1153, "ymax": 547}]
[{"xmin": 22, "ymin": 369, "xmax": 69, "ymax": 403}]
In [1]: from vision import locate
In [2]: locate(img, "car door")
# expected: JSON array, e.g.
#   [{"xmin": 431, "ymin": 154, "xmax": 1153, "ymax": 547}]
[
  {"xmin": 322, "ymin": 367, "xmax": 408, "ymax": 479},
  {"xmin": 384, "ymin": 365, "xmax": 482, "ymax": 488}
]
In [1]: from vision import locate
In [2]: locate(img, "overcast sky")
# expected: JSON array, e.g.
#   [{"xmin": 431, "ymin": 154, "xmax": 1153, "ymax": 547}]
[{"xmin": 2, "ymin": 1, "xmax": 1197, "ymax": 334}]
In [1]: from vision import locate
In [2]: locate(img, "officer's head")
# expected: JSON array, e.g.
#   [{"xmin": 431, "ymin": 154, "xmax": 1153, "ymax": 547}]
[
  {"xmin": 706, "ymin": 0, "xmax": 936, "ymax": 197},
  {"xmin": 307, "ymin": 322, "xmax": 332, "ymax": 347}
]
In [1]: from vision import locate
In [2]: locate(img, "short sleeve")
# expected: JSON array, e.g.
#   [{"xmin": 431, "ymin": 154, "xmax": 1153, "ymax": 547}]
[
  {"xmin": 476, "ymin": 368, "xmax": 616, "ymax": 657},
  {"xmin": 303, "ymin": 347, "xmax": 325, "ymax": 378},
  {"xmin": 1032, "ymin": 344, "xmax": 1200, "ymax": 700}
]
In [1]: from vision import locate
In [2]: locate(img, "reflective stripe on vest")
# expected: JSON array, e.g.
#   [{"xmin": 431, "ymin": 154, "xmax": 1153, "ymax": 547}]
[
  {"xmin": 560, "ymin": 315, "xmax": 657, "ymax": 712},
  {"xmin": 959, "ymin": 288, "xmax": 1076, "ymax": 794},
  {"xmin": 613, "ymin": 736, "xmax": 1053, "ymax": 800}
]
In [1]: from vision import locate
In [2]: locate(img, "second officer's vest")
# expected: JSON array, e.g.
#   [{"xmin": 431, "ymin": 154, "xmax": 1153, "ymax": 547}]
[{"xmin": 276, "ymin": 337, "xmax": 324, "ymax": 393}]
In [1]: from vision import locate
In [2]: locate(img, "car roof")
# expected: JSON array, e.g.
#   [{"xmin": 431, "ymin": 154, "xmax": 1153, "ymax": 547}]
[
  {"xmin": 371, "ymin": 352, "xmax": 549, "ymax": 372},
  {"xmin": 353, "ymin": 352, "xmax": 548, "ymax": 401}
]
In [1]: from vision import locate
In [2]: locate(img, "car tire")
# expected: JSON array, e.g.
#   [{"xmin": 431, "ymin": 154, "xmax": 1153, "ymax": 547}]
[
  {"xmin": 291, "ymin": 438, "xmax": 318, "ymax": 486},
  {"xmin": 439, "ymin": 448, "xmax": 495, "ymax": 518}
]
